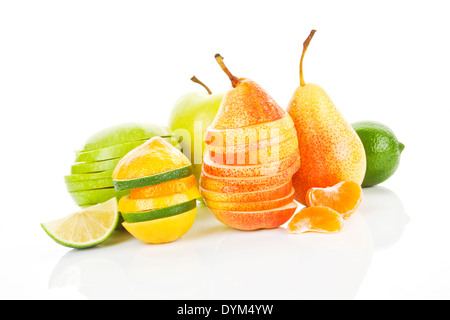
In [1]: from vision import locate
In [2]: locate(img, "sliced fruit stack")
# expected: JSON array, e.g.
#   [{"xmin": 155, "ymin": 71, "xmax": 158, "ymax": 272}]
[
  {"xmin": 65, "ymin": 123, "xmax": 181, "ymax": 208},
  {"xmin": 112, "ymin": 136, "xmax": 201, "ymax": 244},
  {"xmin": 199, "ymin": 55, "xmax": 301, "ymax": 231}
]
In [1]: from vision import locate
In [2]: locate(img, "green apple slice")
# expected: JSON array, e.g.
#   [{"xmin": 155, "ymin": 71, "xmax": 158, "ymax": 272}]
[
  {"xmin": 71, "ymin": 158, "xmax": 121, "ymax": 174},
  {"xmin": 113, "ymin": 165, "xmax": 193, "ymax": 191},
  {"xmin": 65, "ymin": 170, "xmax": 114, "ymax": 183},
  {"xmin": 75, "ymin": 140, "xmax": 149, "ymax": 163},
  {"xmin": 121, "ymin": 199, "xmax": 197, "ymax": 223},
  {"xmin": 75, "ymin": 137, "xmax": 181, "ymax": 163},
  {"xmin": 82, "ymin": 123, "xmax": 174, "ymax": 151},
  {"xmin": 66, "ymin": 178, "xmax": 114, "ymax": 192},
  {"xmin": 70, "ymin": 188, "xmax": 128, "ymax": 206},
  {"xmin": 41, "ymin": 198, "xmax": 119, "ymax": 249}
]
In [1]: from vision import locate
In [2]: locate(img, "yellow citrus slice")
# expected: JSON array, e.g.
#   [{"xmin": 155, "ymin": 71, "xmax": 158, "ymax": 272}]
[
  {"xmin": 112, "ymin": 136, "xmax": 190, "ymax": 180},
  {"xmin": 122, "ymin": 208, "xmax": 197, "ymax": 244}
]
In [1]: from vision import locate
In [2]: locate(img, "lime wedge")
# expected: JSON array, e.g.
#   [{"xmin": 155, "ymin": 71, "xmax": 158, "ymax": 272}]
[{"xmin": 41, "ymin": 198, "xmax": 119, "ymax": 249}]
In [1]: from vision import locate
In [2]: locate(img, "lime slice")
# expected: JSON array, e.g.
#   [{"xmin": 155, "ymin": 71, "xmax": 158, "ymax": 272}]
[
  {"xmin": 113, "ymin": 165, "xmax": 193, "ymax": 191},
  {"xmin": 121, "ymin": 199, "xmax": 197, "ymax": 223},
  {"xmin": 41, "ymin": 198, "xmax": 119, "ymax": 249},
  {"xmin": 70, "ymin": 188, "xmax": 127, "ymax": 206},
  {"xmin": 65, "ymin": 170, "xmax": 114, "ymax": 183},
  {"xmin": 66, "ymin": 178, "xmax": 114, "ymax": 192},
  {"xmin": 71, "ymin": 158, "xmax": 121, "ymax": 174}
]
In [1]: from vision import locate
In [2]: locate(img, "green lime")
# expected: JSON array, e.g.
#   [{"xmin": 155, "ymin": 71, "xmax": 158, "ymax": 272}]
[
  {"xmin": 352, "ymin": 121, "xmax": 404, "ymax": 187},
  {"xmin": 41, "ymin": 198, "xmax": 119, "ymax": 249}
]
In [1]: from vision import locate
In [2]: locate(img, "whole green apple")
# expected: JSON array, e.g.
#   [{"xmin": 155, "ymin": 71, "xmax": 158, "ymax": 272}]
[{"xmin": 168, "ymin": 77, "xmax": 223, "ymax": 182}]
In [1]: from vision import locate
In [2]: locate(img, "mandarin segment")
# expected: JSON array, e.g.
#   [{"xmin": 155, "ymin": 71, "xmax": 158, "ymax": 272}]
[
  {"xmin": 288, "ymin": 206, "xmax": 344, "ymax": 234},
  {"xmin": 306, "ymin": 181, "xmax": 362, "ymax": 219}
]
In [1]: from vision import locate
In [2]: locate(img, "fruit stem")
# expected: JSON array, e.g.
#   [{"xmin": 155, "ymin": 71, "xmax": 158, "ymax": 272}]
[
  {"xmin": 191, "ymin": 76, "xmax": 212, "ymax": 95},
  {"xmin": 215, "ymin": 54, "xmax": 240, "ymax": 88},
  {"xmin": 300, "ymin": 29, "xmax": 317, "ymax": 87}
]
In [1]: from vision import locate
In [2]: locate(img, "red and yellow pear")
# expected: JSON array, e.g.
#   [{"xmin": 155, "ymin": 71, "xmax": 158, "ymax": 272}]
[
  {"xmin": 287, "ymin": 30, "xmax": 366, "ymax": 205},
  {"xmin": 200, "ymin": 54, "xmax": 300, "ymax": 230}
]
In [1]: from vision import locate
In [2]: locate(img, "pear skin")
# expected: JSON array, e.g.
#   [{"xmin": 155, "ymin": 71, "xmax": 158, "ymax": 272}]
[
  {"xmin": 287, "ymin": 30, "xmax": 366, "ymax": 205},
  {"xmin": 200, "ymin": 54, "xmax": 299, "ymax": 230}
]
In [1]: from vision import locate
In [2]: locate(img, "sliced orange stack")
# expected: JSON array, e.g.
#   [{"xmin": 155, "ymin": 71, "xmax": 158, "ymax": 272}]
[{"xmin": 200, "ymin": 55, "xmax": 300, "ymax": 231}]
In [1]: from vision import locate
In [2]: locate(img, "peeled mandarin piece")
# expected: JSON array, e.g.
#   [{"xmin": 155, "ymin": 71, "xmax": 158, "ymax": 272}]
[
  {"xmin": 122, "ymin": 208, "xmax": 197, "ymax": 244},
  {"xmin": 288, "ymin": 206, "xmax": 344, "ymax": 234},
  {"xmin": 306, "ymin": 181, "xmax": 362, "ymax": 219},
  {"xmin": 129, "ymin": 175, "xmax": 197, "ymax": 199},
  {"xmin": 112, "ymin": 136, "xmax": 190, "ymax": 181},
  {"xmin": 200, "ymin": 180, "xmax": 292, "ymax": 203},
  {"xmin": 210, "ymin": 202, "xmax": 298, "ymax": 231}
]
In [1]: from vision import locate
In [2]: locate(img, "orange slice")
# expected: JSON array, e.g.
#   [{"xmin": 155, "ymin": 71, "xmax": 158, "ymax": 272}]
[
  {"xmin": 130, "ymin": 175, "xmax": 197, "ymax": 199},
  {"xmin": 306, "ymin": 181, "xmax": 362, "ymax": 219},
  {"xmin": 288, "ymin": 207, "xmax": 344, "ymax": 234}
]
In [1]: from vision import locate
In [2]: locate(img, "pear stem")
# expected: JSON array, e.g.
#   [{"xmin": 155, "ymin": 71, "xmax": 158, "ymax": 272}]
[
  {"xmin": 191, "ymin": 76, "xmax": 212, "ymax": 95},
  {"xmin": 215, "ymin": 54, "xmax": 240, "ymax": 88},
  {"xmin": 300, "ymin": 29, "xmax": 317, "ymax": 87}
]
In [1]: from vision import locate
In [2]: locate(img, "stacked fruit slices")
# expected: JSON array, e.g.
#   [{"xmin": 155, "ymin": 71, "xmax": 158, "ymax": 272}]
[
  {"xmin": 113, "ymin": 137, "xmax": 201, "ymax": 244},
  {"xmin": 65, "ymin": 123, "xmax": 181, "ymax": 208},
  {"xmin": 200, "ymin": 114, "xmax": 301, "ymax": 231}
]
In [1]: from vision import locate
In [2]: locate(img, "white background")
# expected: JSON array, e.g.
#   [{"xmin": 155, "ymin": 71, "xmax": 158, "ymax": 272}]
[{"xmin": 1, "ymin": 0, "xmax": 449, "ymax": 300}]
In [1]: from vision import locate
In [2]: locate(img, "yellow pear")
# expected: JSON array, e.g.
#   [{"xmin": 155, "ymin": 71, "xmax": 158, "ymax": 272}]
[{"xmin": 287, "ymin": 30, "xmax": 366, "ymax": 205}]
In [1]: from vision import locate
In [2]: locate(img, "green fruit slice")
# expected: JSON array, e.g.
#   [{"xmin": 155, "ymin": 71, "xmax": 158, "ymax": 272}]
[
  {"xmin": 75, "ymin": 140, "xmax": 149, "ymax": 163},
  {"xmin": 70, "ymin": 188, "xmax": 128, "ymax": 206},
  {"xmin": 65, "ymin": 170, "xmax": 114, "ymax": 183},
  {"xmin": 41, "ymin": 198, "xmax": 119, "ymax": 249},
  {"xmin": 66, "ymin": 178, "xmax": 114, "ymax": 192},
  {"xmin": 113, "ymin": 165, "xmax": 193, "ymax": 191},
  {"xmin": 75, "ymin": 137, "xmax": 181, "ymax": 163},
  {"xmin": 121, "ymin": 199, "xmax": 197, "ymax": 223},
  {"xmin": 71, "ymin": 158, "xmax": 121, "ymax": 174},
  {"xmin": 82, "ymin": 123, "xmax": 174, "ymax": 151}
]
